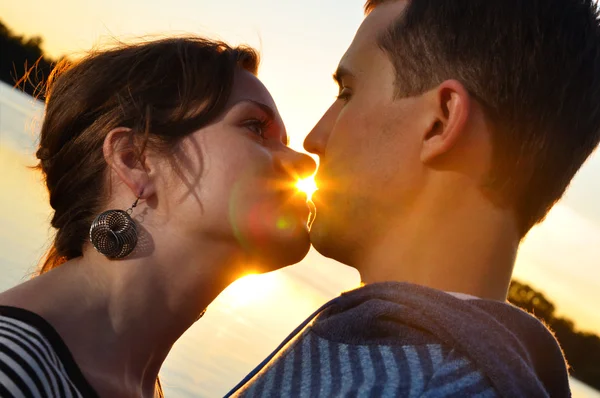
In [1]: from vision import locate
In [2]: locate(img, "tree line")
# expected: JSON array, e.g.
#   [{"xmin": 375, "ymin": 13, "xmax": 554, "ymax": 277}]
[
  {"xmin": 508, "ymin": 280, "xmax": 600, "ymax": 389},
  {"xmin": 0, "ymin": 19, "xmax": 58, "ymax": 98}
]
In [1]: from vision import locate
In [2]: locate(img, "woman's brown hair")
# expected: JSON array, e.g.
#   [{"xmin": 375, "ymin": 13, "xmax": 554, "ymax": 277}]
[
  {"xmin": 36, "ymin": 37, "xmax": 259, "ymax": 274},
  {"xmin": 34, "ymin": 36, "xmax": 258, "ymax": 398}
]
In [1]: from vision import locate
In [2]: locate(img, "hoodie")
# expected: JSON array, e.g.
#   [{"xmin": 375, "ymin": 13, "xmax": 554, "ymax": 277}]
[{"xmin": 226, "ymin": 282, "xmax": 570, "ymax": 397}]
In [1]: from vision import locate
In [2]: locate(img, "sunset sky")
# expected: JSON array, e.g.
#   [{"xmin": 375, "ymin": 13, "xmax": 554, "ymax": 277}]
[{"xmin": 1, "ymin": 0, "xmax": 600, "ymax": 395}]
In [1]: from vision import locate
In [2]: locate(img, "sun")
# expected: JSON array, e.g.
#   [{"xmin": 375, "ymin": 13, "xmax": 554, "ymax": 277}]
[{"xmin": 295, "ymin": 176, "xmax": 318, "ymax": 200}]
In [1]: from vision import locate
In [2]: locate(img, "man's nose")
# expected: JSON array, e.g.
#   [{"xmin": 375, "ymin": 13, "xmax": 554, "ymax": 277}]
[{"xmin": 304, "ymin": 103, "xmax": 337, "ymax": 156}]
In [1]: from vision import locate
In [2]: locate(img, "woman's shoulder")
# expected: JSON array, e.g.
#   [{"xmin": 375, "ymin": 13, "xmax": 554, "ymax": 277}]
[{"xmin": 0, "ymin": 305, "xmax": 99, "ymax": 398}]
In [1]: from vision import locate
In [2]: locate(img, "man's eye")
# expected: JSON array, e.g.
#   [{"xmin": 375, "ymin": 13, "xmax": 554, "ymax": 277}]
[{"xmin": 337, "ymin": 87, "xmax": 352, "ymax": 102}]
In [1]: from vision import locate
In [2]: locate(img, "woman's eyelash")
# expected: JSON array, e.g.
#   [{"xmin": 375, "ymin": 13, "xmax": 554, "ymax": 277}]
[{"xmin": 244, "ymin": 118, "xmax": 271, "ymax": 138}]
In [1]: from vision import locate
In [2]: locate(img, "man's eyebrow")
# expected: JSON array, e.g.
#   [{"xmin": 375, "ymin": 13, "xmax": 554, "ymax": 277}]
[{"xmin": 333, "ymin": 66, "xmax": 354, "ymax": 86}]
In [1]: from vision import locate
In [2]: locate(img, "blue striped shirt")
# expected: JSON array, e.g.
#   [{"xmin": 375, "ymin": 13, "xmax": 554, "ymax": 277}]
[{"xmin": 234, "ymin": 331, "xmax": 497, "ymax": 397}]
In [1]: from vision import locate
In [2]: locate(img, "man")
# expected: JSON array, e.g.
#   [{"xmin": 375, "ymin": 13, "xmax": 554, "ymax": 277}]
[{"xmin": 227, "ymin": 0, "xmax": 600, "ymax": 396}]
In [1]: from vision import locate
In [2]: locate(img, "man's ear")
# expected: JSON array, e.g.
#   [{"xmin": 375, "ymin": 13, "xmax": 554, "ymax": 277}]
[
  {"xmin": 421, "ymin": 79, "xmax": 471, "ymax": 164},
  {"xmin": 103, "ymin": 127, "xmax": 155, "ymax": 199}
]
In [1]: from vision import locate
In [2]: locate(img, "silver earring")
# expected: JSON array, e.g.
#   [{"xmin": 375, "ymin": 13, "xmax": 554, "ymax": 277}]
[{"xmin": 89, "ymin": 195, "xmax": 141, "ymax": 259}]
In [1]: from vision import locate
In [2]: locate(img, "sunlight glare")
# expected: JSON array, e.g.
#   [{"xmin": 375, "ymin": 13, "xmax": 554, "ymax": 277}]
[
  {"xmin": 217, "ymin": 272, "xmax": 281, "ymax": 310},
  {"xmin": 295, "ymin": 176, "xmax": 318, "ymax": 201}
]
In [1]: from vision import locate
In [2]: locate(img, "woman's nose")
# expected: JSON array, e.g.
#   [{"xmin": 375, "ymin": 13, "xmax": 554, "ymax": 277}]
[{"xmin": 276, "ymin": 148, "xmax": 317, "ymax": 180}]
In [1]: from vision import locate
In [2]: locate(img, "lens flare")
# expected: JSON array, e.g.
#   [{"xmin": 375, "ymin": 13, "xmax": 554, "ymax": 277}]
[
  {"xmin": 295, "ymin": 176, "xmax": 318, "ymax": 201},
  {"xmin": 276, "ymin": 215, "xmax": 293, "ymax": 230},
  {"xmin": 229, "ymin": 173, "xmax": 302, "ymax": 251}
]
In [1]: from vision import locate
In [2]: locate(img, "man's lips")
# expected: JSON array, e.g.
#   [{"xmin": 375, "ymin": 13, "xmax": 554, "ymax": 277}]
[
  {"xmin": 310, "ymin": 172, "xmax": 328, "ymax": 201},
  {"xmin": 309, "ymin": 188, "xmax": 324, "ymax": 208}
]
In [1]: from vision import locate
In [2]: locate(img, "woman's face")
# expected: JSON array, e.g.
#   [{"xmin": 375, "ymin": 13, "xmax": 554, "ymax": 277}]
[{"xmin": 158, "ymin": 69, "xmax": 316, "ymax": 270}]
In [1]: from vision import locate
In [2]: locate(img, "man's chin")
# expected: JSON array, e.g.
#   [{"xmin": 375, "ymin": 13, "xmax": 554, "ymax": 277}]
[
  {"xmin": 309, "ymin": 218, "xmax": 338, "ymax": 259},
  {"xmin": 309, "ymin": 215, "xmax": 360, "ymax": 266}
]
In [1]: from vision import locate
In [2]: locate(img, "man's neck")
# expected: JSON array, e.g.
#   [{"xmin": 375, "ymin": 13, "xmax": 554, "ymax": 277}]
[{"xmin": 356, "ymin": 191, "xmax": 519, "ymax": 301}]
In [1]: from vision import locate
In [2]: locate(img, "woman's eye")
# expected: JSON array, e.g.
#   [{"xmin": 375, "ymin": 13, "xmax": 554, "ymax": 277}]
[
  {"xmin": 244, "ymin": 119, "xmax": 267, "ymax": 138},
  {"xmin": 337, "ymin": 87, "xmax": 352, "ymax": 103}
]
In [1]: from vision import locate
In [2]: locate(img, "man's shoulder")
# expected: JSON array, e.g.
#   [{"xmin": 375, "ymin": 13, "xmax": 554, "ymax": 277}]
[
  {"xmin": 310, "ymin": 282, "xmax": 537, "ymax": 347},
  {"xmin": 313, "ymin": 282, "xmax": 558, "ymax": 340}
]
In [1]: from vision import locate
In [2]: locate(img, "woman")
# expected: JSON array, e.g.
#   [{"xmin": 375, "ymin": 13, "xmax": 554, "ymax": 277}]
[{"xmin": 0, "ymin": 37, "xmax": 315, "ymax": 397}]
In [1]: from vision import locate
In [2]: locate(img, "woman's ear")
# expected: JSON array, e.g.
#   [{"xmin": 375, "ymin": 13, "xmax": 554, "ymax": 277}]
[
  {"xmin": 420, "ymin": 79, "xmax": 471, "ymax": 164},
  {"xmin": 103, "ymin": 127, "xmax": 155, "ymax": 199}
]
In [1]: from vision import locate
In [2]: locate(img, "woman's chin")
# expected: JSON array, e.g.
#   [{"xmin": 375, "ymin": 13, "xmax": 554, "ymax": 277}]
[{"xmin": 249, "ymin": 230, "xmax": 311, "ymax": 273}]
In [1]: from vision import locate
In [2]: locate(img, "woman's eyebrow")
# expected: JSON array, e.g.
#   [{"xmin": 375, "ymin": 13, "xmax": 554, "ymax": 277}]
[{"xmin": 243, "ymin": 99, "xmax": 276, "ymax": 120}]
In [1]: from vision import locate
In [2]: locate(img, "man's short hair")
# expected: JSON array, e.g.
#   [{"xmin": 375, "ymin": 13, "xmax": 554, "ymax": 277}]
[{"xmin": 365, "ymin": 0, "xmax": 600, "ymax": 236}]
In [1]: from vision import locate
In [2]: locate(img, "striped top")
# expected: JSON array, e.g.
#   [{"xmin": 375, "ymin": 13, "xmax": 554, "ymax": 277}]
[{"xmin": 0, "ymin": 306, "xmax": 99, "ymax": 398}]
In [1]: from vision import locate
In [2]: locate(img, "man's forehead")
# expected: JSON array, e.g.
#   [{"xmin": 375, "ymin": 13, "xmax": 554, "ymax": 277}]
[{"xmin": 340, "ymin": 0, "xmax": 408, "ymax": 69}]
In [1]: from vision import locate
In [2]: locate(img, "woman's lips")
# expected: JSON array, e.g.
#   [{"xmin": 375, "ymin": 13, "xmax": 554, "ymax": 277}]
[
  {"xmin": 287, "ymin": 195, "xmax": 311, "ymax": 218},
  {"xmin": 278, "ymin": 187, "xmax": 311, "ymax": 219}
]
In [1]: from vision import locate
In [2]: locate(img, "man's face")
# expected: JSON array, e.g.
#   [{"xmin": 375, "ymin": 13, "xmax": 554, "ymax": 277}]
[{"xmin": 304, "ymin": 0, "xmax": 429, "ymax": 264}]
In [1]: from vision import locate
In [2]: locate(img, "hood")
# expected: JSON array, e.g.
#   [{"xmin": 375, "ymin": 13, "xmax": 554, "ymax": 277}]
[{"xmin": 310, "ymin": 282, "xmax": 570, "ymax": 398}]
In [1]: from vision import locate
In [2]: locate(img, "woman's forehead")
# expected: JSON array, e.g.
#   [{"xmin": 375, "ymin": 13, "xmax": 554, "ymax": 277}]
[{"xmin": 228, "ymin": 69, "xmax": 278, "ymax": 111}]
